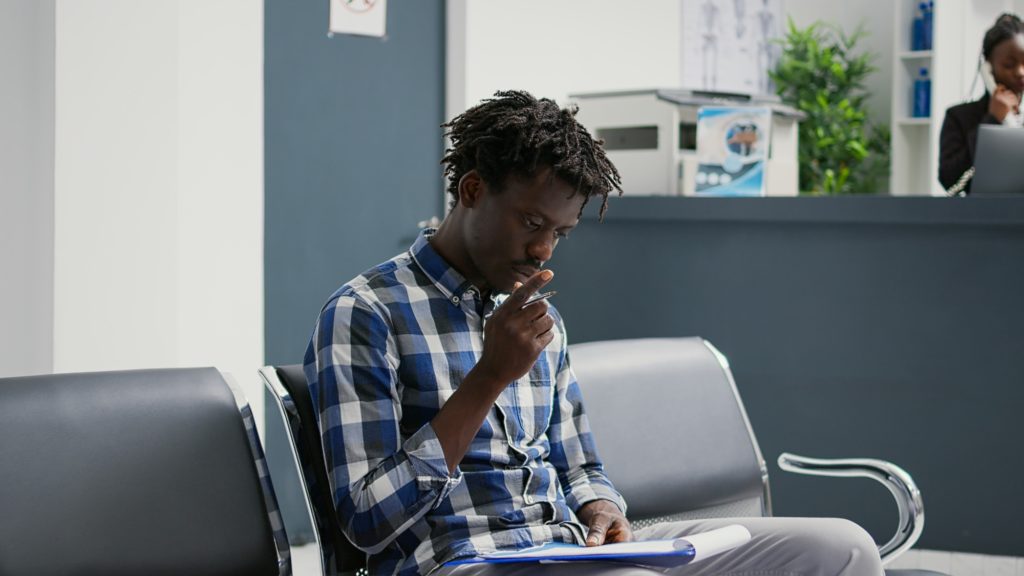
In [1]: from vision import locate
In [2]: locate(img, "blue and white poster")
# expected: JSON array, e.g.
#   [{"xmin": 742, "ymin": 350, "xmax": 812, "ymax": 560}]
[{"xmin": 694, "ymin": 107, "xmax": 771, "ymax": 197}]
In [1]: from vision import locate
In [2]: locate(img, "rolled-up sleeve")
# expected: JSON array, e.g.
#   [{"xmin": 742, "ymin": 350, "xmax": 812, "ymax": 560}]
[
  {"xmin": 544, "ymin": 322, "xmax": 627, "ymax": 516},
  {"xmin": 308, "ymin": 294, "xmax": 462, "ymax": 554}
]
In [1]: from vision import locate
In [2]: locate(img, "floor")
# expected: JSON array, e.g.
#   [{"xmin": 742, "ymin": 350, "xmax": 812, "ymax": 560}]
[
  {"xmin": 291, "ymin": 544, "xmax": 321, "ymax": 576},
  {"xmin": 289, "ymin": 545, "xmax": 1024, "ymax": 575},
  {"xmin": 886, "ymin": 549, "xmax": 1024, "ymax": 575}
]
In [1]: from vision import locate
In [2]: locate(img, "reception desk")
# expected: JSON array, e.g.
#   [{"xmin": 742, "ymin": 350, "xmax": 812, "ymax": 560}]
[{"xmin": 549, "ymin": 196, "xmax": 1024, "ymax": 555}]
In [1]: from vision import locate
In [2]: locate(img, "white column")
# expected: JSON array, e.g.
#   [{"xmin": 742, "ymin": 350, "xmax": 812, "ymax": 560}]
[
  {"xmin": 176, "ymin": 1, "xmax": 265, "ymax": 426},
  {"xmin": 0, "ymin": 0, "xmax": 55, "ymax": 378},
  {"xmin": 53, "ymin": 0, "xmax": 265, "ymax": 425},
  {"xmin": 54, "ymin": 0, "xmax": 182, "ymax": 373}
]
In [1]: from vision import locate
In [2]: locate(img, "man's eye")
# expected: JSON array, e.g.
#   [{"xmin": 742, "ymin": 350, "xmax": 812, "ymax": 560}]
[
  {"xmin": 555, "ymin": 231, "xmax": 570, "ymax": 240},
  {"xmin": 524, "ymin": 218, "xmax": 541, "ymax": 230}
]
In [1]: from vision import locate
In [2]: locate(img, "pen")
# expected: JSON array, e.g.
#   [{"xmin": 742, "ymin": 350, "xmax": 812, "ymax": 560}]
[
  {"xmin": 483, "ymin": 290, "xmax": 558, "ymax": 321},
  {"xmin": 520, "ymin": 290, "xmax": 557, "ymax": 309}
]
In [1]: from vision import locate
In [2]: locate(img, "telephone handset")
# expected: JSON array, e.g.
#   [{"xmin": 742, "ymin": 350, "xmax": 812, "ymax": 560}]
[
  {"xmin": 982, "ymin": 60, "xmax": 1024, "ymax": 127},
  {"xmin": 981, "ymin": 59, "xmax": 998, "ymax": 93}
]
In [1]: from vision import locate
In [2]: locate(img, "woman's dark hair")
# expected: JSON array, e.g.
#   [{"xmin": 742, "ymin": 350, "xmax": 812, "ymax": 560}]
[
  {"xmin": 441, "ymin": 90, "xmax": 622, "ymax": 220},
  {"xmin": 983, "ymin": 13, "xmax": 1024, "ymax": 60}
]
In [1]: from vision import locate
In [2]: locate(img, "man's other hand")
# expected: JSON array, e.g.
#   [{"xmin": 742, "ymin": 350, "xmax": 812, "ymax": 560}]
[{"xmin": 577, "ymin": 499, "xmax": 633, "ymax": 546}]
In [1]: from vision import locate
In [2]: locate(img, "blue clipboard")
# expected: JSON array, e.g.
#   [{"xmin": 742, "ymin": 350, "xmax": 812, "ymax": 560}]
[{"xmin": 444, "ymin": 524, "xmax": 750, "ymax": 569}]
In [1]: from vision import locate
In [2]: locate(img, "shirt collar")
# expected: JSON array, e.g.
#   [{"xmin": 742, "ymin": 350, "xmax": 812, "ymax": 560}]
[{"xmin": 409, "ymin": 229, "xmax": 480, "ymax": 306}]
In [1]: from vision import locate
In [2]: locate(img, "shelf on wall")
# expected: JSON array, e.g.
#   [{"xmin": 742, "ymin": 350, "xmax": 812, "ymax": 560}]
[
  {"xmin": 899, "ymin": 50, "xmax": 934, "ymax": 60},
  {"xmin": 889, "ymin": 0, "xmax": 1007, "ymax": 196},
  {"xmin": 897, "ymin": 117, "xmax": 932, "ymax": 126}
]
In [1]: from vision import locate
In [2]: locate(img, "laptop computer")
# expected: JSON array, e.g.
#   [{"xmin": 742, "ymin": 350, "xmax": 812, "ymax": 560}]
[{"xmin": 972, "ymin": 124, "xmax": 1024, "ymax": 195}]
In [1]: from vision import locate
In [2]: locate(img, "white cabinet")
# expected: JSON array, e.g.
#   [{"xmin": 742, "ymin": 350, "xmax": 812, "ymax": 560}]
[
  {"xmin": 571, "ymin": 89, "xmax": 803, "ymax": 196},
  {"xmin": 890, "ymin": 0, "xmax": 1017, "ymax": 195}
]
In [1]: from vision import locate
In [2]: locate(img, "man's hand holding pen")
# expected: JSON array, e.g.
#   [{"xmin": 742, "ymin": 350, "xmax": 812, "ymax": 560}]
[
  {"xmin": 431, "ymin": 268, "xmax": 557, "ymax": 473},
  {"xmin": 475, "ymin": 269, "xmax": 555, "ymax": 391}
]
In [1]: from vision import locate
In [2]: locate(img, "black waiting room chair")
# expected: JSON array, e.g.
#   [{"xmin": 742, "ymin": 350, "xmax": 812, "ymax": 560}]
[
  {"xmin": 263, "ymin": 337, "xmax": 947, "ymax": 576},
  {"xmin": 0, "ymin": 367, "xmax": 291, "ymax": 576},
  {"xmin": 261, "ymin": 365, "xmax": 369, "ymax": 576},
  {"xmin": 571, "ymin": 337, "xmax": 945, "ymax": 576}
]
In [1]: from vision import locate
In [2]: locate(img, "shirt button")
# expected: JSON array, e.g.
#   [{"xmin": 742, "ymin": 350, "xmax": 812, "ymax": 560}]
[
  {"xmin": 524, "ymin": 495, "xmax": 534, "ymax": 504},
  {"xmin": 451, "ymin": 295, "xmax": 460, "ymax": 304}
]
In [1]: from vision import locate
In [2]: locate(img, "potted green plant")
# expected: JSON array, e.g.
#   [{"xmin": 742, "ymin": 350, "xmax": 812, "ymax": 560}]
[{"xmin": 771, "ymin": 20, "xmax": 890, "ymax": 195}]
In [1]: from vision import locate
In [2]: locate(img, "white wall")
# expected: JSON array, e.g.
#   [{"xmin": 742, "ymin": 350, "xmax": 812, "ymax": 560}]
[
  {"xmin": 175, "ymin": 1, "xmax": 265, "ymax": 418},
  {"xmin": 453, "ymin": 0, "xmax": 680, "ymax": 110},
  {"xmin": 0, "ymin": 0, "xmax": 55, "ymax": 378},
  {"xmin": 54, "ymin": 0, "xmax": 181, "ymax": 372},
  {"xmin": 452, "ymin": 0, "xmax": 895, "ymax": 126},
  {"xmin": 53, "ymin": 0, "xmax": 265, "ymax": 424}
]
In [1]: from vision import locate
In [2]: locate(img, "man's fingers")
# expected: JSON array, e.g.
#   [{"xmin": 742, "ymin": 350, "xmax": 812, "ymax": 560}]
[
  {"xmin": 606, "ymin": 518, "xmax": 634, "ymax": 543},
  {"xmin": 512, "ymin": 269, "xmax": 553, "ymax": 303},
  {"xmin": 532, "ymin": 313, "xmax": 555, "ymax": 335},
  {"xmin": 585, "ymin": 517, "xmax": 608, "ymax": 546},
  {"xmin": 538, "ymin": 330, "xmax": 555, "ymax": 350},
  {"xmin": 524, "ymin": 298, "xmax": 550, "ymax": 320}
]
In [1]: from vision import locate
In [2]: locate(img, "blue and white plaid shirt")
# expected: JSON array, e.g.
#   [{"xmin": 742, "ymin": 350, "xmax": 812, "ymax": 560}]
[{"xmin": 304, "ymin": 230, "xmax": 626, "ymax": 575}]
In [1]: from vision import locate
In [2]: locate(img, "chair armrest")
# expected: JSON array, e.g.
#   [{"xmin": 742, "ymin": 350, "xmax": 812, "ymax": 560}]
[
  {"xmin": 777, "ymin": 452, "xmax": 923, "ymax": 566},
  {"xmin": 224, "ymin": 372, "xmax": 294, "ymax": 576}
]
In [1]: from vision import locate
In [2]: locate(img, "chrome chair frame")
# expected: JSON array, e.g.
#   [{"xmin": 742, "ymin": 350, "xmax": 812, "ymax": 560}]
[
  {"xmin": 261, "ymin": 367, "xmax": 330, "ymax": 576},
  {"xmin": 704, "ymin": 341, "xmax": 775, "ymax": 518},
  {"xmin": 778, "ymin": 453, "xmax": 925, "ymax": 564},
  {"xmin": 223, "ymin": 372, "xmax": 294, "ymax": 576},
  {"xmin": 704, "ymin": 340, "xmax": 925, "ymax": 567},
  {"xmin": 260, "ymin": 367, "xmax": 369, "ymax": 576}
]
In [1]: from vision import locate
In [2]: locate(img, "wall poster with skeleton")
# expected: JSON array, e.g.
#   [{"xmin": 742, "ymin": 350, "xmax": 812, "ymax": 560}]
[{"xmin": 680, "ymin": 0, "xmax": 785, "ymax": 96}]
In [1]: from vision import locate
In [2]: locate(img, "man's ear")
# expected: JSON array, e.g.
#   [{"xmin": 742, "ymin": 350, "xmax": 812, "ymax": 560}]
[{"xmin": 458, "ymin": 170, "xmax": 485, "ymax": 208}]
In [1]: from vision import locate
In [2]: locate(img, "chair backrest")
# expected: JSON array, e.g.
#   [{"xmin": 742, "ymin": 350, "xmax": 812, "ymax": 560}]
[
  {"xmin": 0, "ymin": 367, "xmax": 289, "ymax": 576},
  {"xmin": 568, "ymin": 337, "xmax": 770, "ymax": 526},
  {"xmin": 262, "ymin": 365, "xmax": 367, "ymax": 576}
]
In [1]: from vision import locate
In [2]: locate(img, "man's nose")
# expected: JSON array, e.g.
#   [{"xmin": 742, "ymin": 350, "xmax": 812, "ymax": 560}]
[{"xmin": 527, "ymin": 235, "xmax": 554, "ymax": 264}]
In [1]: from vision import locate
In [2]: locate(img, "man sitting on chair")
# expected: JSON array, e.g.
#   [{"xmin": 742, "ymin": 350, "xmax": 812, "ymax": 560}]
[{"xmin": 304, "ymin": 90, "xmax": 883, "ymax": 576}]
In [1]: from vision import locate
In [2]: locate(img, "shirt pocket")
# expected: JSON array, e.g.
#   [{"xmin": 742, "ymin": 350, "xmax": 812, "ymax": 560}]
[{"xmin": 514, "ymin": 374, "xmax": 555, "ymax": 443}]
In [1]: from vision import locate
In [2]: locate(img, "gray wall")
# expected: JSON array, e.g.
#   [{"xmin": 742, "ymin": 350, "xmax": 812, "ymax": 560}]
[
  {"xmin": 550, "ymin": 196, "xmax": 1024, "ymax": 556},
  {"xmin": 0, "ymin": 0, "xmax": 54, "ymax": 378},
  {"xmin": 264, "ymin": 0, "xmax": 446, "ymax": 368},
  {"xmin": 264, "ymin": 0, "xmax": 446, "ymax": 542}
]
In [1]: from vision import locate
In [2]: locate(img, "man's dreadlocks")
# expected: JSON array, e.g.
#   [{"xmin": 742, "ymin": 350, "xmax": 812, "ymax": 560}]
[{"xmin": 441, "ymin": 90, "xmax": 622, "ymax": 220}]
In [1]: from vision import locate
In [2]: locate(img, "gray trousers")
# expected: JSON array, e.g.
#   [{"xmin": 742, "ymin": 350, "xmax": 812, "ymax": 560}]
[{"xmin": 436, "ymin": 517, "xmax": 884, "ymax": 576}]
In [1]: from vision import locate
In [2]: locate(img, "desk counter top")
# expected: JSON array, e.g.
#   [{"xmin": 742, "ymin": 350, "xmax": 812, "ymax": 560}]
[{"xmin": 584, "ymin": 195, "xmax": 1024, "ymax": 226}]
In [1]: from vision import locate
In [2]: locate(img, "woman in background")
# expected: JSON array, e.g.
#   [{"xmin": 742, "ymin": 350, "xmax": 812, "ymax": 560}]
[{"xmin": 939, "ymin": 13, "xmax": 1024, "ymax": 194}]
